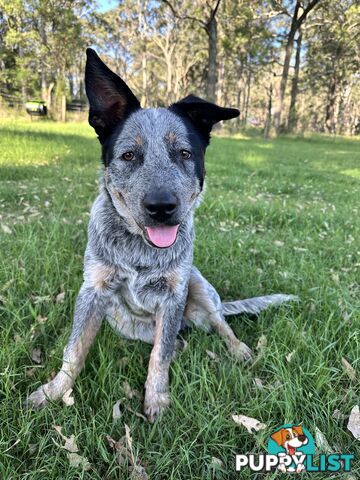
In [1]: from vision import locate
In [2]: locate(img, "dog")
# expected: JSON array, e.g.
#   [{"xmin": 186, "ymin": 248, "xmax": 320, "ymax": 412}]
[
  {"xmin": 271, "ymin": 425, "xmax": 308, "ymax": 472},
  {"xmin": 27, "ymin": 48, "xmax": 296, "ymax": 422}
]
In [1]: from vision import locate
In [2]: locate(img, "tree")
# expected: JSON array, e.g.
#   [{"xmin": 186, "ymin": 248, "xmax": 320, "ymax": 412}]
[
  {"xmin": 272, "ymin": 0, "xmax": 321, "ymax": 134},
  {"xmin": 162, "ymin": 0, "xmax": 222, "ymax": 102}
]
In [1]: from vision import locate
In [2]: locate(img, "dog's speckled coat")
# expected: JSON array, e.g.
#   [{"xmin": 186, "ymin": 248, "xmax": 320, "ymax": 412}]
[{"xmin": 27, "ymin": 49, "xmax": 296, "ymax": 422}]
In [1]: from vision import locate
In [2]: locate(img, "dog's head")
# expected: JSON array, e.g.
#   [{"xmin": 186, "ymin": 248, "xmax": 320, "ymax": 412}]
[
  {"xmin": 85, "ymin": 48, "xmax": 239, "ymax": 249},
  {"xmin": 271, "ymin": 425, "xmax": 308, "ymax": 455}
]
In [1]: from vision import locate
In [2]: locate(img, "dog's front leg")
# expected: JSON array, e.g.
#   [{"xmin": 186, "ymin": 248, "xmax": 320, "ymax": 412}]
[
  {"xmin": 144, "ymin": 302, "xmax": 184, "ymax": 423},
  {"xmin": 26, "ymin": 284, "xmax": 108, "ymax": 408}
]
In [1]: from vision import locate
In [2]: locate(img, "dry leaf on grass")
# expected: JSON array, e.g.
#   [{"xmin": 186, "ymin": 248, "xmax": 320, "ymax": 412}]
[
  {"xmin": 62, "ymin": 388, "xmax": 75, "ymax": 406},
  {"xmin": 206, "ymin": 350, "xmax": 219, "ymax": 361},
  {"xmin": 53, "ymin": 425, "xmax": 78, "ymax": 453},
  {"xmin": 347, "ymin": 405, "xmax": 360, "ymax": 440},
  {"xmin": 332, "ymin": 409, "xmax": 347, "ymax": 421},
  {"xmin": 32, "ymin": 295, "xmax": 51, "ymax": 304},
  {"xmin": 36, "ymin": 315, "xmax": 48, "ymax": 324},
  {"xmin": 31, "ymin": 347, "xmax": 42, "ymax": 364},
  {"xmin": 56, "ymin": 292, "xmax": 65, "ymax": 304},
  {"xmin": 232, "ymin": 414, "xmax": 267, "ymax": 433},
  {"xmin": 112, "ymin": 399, "xmax": 147, "ymax": 422},
  {"xmin": 1, "ymin": 224, "xmax": 12, "ymax": 234},
  {"xmin": 210, "ymin": 456, "xmax": 224, "ymax": 469},
  {"xmin": 256, "ymin": 335, "xmax": 267, "ymax": 353},
  {"xmin": 113, "ymin": 399, "xmax": 124, "ymax": 421},
  {"xmin": 130, "ymin": 465, "xmax": 148, "ymax": 480},
  {"xmin": 315, "ymin": 427, "xmax": 332, "ymax": 454},
  {"xmin": 341, "ymin": 357, "xmax": 357, "ymax": 382},
  {"xmin": 106, "ymin": 424, "xmax": 148, "ymax": 478},
  {"xmin": 26, "ymin": 367, "xmax": 37, "ymax": 378},
  {"xmin": 286, "ymin": 350, "xmax": 295, "ymax": 363},
  {"xmin": 68, "ymin": 452, "xmax": 91, "ymax": 471},
  {"xmin": 106, "ymin": 435, "xmax": 131, "ymax": 465},
  {"xmin": 253, "ymin": 377, "xmax": 265, "ymax": 389},
  {"xmin": 123, "ymin": 381, "xmax": 142, "ymax": 400}
]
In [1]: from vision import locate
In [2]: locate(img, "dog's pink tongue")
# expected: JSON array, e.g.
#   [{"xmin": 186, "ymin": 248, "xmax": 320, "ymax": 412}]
[{"xmin": 146, "ymin": 225, "xmax": 179, "ymax": 248}]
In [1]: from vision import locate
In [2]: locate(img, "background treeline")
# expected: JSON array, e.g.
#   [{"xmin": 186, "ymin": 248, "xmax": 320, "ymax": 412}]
[{"xmin": 0, "ymin": 0, "xmax": 359, "ymax": 135}]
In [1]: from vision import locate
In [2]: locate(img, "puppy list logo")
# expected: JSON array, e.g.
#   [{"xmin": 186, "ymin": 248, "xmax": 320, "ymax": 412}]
[{"xmin": 236, "ymin": 423, "xmax": 354, "ymax": 474}]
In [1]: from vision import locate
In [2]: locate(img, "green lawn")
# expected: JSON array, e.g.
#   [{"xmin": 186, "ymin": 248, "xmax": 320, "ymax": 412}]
[{"xmin": 0, "ymin": 119, "xmax": 359, "ymax": 479}]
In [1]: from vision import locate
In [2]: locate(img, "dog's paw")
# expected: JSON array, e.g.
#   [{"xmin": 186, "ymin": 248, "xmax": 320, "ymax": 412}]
[
  {"xmin": 143, "ymin": 391, "xmax": 170, "ymax": 423},
  {"xmin": 229, "ymin": 341, "xmax": 253, "ymax": 363},
  {"xmin": 25, "ymin": 385, "xmax": 49, "ymax": 409}
]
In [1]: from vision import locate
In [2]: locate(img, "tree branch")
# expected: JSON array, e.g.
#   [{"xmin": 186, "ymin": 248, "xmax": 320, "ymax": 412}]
[{"xmin": 161, "ymin": 0, "xmax": 207, "ymax": 28}]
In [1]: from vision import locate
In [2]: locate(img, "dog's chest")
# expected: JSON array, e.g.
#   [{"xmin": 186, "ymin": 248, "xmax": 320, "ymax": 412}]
[{"xmin": 110, "ymin": 265, "xmax": 175, "ymax": 316}]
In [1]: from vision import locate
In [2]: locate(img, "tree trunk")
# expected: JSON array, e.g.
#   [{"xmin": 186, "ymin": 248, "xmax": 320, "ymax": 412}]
[
  {"xmin": 205, "ymin": 15, "xmax": 217, "ymax": 102},
  {"xmin": 264, "ymin": 84, "xmax": 273, "ymax": 139},
  {"xmin": 274, "ymin": 0, "xmax": 320, "ymax": 134},
  {"xmin": 287, "ymin": 29, "xmax": 302, "ymax": 132},
  {"xmin": 325, "ymin": 76, "xmax": 337, "ymax": 134},
  {"xmin": 244, "ymin": 72, "xmax": 251, "ymax": 125},
  {"xmin": 273, "ymin": 4, "xmax": 298, "ymax": 134}
]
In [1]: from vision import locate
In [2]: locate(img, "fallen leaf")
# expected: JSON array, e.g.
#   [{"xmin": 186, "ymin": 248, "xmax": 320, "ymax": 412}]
[
  {"xmin": 274, "ymin": 240, "xmax": 284, "ymax": 247},
  {"xmin": 36, "ymin": 315, "xmax": 48, "ymax": 324},
  {"xmin": 106, "ymin": 434, "xmax": 131, "ymax": 466},
  {"xmin": 130, "ymin": 465, "xmax": 148, "ymax": 480},
  {"xmin": 31, "ymin": 347, "xmax": 42, "ymax": 364},
  {"xmin": 332, "ymin": 409, "xmax": 347, "ymax": 421},
  {"xmin": 113, "ymin": 399, "xmax": 123, "ymax": 420},
  {"xmin": 123, "ymin": 381, "xmax": 142, "ymax": 400},
  {"xmin": 232, "ymin": 414, "xmax": 267, "ymax": 433},
  {"xmin": 32, "ymin": 295, "xmax": 51, "ymax": 304},
  {"xmin": 56, "ymin": 292, "xmax": 65, "ymax": 304},
  {"xmin": 286, "ymin": 350, "xmax": 295, "ymax": 363},
  {"xmin": 253, "ymin": 377, "xmax": 265, "ymax": 389},
  {"xmin": 341, "ymin": 357, "xmax": 357, "ymax": 382},
  {"xmin": 347, "ymin": 405, "xmax": 360, "ymax": 440},
  {"xmin": 53, "ymin": 425, "xmax": 78, "ymax": 453},
  {"xmin": 62, "ymin": 388, "xmax": 75, "ymax": 406},
  {"xmin": 68, "ymin": 452, "xmax": 91, "ymax": 471},
  {"xmin": 206, "ymin": 350, "xmax": 219, "ymax": 361},
  {"xmin": 125, "ymin": 424, "xmax": 135, "ymax": 465},
  {"xmin": 210, "ymin": 456, "xmax": 224, "ymax": 469},
  {"xmin": 29, "ymin": 444, "xmax": 37, "ymax": 454},
  {"xmin": 315, "ymin": 427, "xmax": 332, "ymax": 454},
  {"xmin": 256, "ymin": 335, "xmax": 267, "ymax": 352},
  {"xmin": 1, "ymin": 224, "xmax": 12, "ymax": 234},
  {"xmin": 26, "ymin": 367, "xmax": 37, "ymax": 378}
]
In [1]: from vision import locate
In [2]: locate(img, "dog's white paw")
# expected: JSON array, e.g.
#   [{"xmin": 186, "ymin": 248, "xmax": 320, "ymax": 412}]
[
  {"xmin": 25, "ymin": 385, "xmax": 50, "ymax": 409},
  {"xmin": 229, "ymin": 340, "xmax": 253, "ymax": 363},
  {"xmin": 143, "ymin": 391, "xmax": 170, "ymax": 423}
]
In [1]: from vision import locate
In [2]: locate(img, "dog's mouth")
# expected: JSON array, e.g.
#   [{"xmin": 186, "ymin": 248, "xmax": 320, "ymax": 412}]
[
  {"xmin": 287, "ymin": 445, "xmax": 296, "ymax": 455},
  {"xmin": 144, "ymin": 224, "xmax": 180, "ymax": 248}
]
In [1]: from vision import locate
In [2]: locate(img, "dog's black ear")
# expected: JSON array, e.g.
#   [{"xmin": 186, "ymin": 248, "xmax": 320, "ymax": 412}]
[
  {"xmin": 170, "ymin": 95, "xmax": 239, "ymax": 144},
  {"xmin": 85, "ymin": 48, "xmax": 141, "ymax": 143}
]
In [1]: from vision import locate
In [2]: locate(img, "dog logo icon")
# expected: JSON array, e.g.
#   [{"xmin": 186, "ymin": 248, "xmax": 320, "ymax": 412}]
[{"xmin": 268, "ymin": 424, "xmax": 315, "ymax": 473}]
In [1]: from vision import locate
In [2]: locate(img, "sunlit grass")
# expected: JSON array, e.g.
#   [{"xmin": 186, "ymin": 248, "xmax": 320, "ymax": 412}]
[{"xmin": 0, "ymin": 120, "xmax": 359, "ymax": 479}]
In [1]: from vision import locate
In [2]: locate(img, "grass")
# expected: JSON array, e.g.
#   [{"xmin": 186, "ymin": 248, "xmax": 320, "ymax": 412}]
[{"xmin": 0, "ymin": 119, "xmax": 359, "ymax": 479}]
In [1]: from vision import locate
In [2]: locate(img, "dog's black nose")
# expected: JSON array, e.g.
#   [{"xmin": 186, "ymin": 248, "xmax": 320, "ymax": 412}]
[
  {"xmin": 298, "ymin": 435, "xmax": 307, "ymax": 442},
  {"xmin": 143, "ymin": 191, "xmax": 178, "ymax": 221}
]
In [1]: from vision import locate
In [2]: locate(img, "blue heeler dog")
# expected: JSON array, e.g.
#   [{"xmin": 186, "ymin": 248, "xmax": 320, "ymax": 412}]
[{"xmin": 27, "ymin": 49, "xmax": 296, "ymax": 422}]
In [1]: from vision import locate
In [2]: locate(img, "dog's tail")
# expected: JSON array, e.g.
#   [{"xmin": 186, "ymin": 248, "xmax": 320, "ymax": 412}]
[{"xmin": 222, "ymin": 294, "xmax": 299, "ymax": 316}]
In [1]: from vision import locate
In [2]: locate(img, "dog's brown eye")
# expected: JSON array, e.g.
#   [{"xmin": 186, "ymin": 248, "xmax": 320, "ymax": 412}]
[
  {"xmin": 180, "ymin": 149, "xmax": 191, "ymax": 160},
  {"xmin": 122, "ymin": 151, "xmax": 134, "ymax": 161}
]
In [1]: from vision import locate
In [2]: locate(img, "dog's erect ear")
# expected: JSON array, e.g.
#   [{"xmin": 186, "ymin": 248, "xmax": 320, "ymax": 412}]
[
  {"xmin": 170, "ymin": 95, "xmax": 239, "ymax": 144},
  {"xmin": 270, "ymin": 429, "xmax": 285, "ymax": 446},
  {"xmin": 85, "ymin": 48, "xmax": 141, "ymax": 143},
  {"xmin": 293, "ymin": 425, "xmax": 304, "ymax": 436}
]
